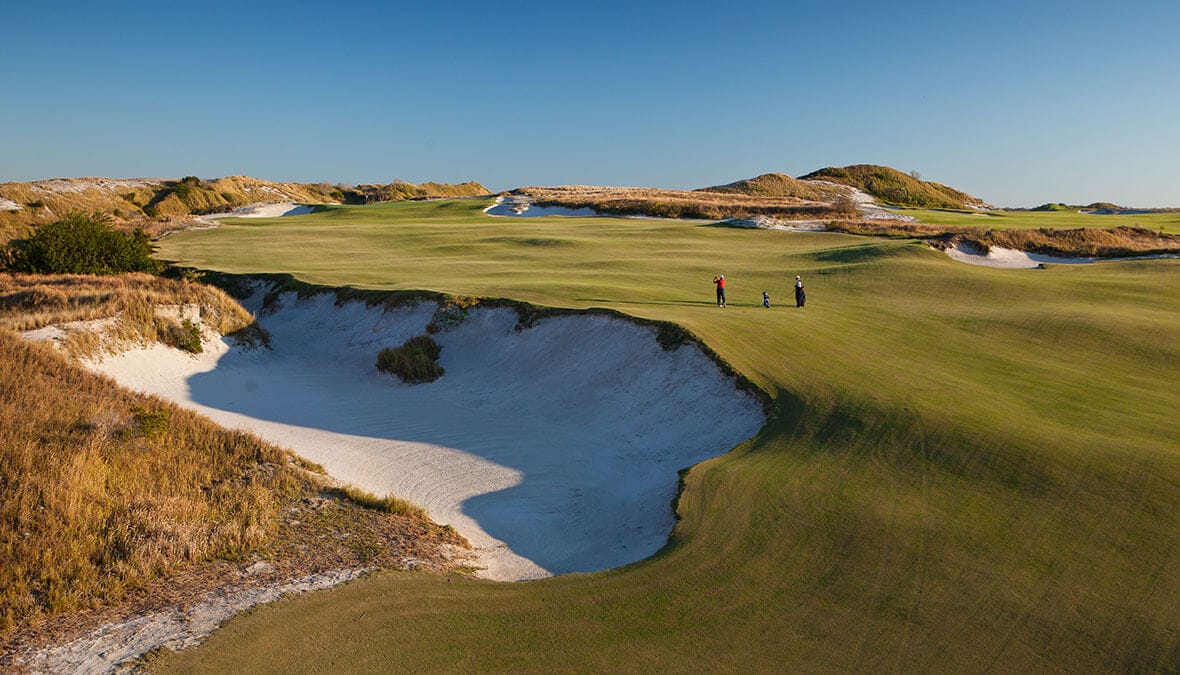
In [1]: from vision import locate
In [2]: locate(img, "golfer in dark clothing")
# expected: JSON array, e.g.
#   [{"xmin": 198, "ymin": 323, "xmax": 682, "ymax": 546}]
[
  {"xmin": 713, "ymin": 275, "xmax": 726, "ymax": 307},
  {"xmin": 794, "ymin": 275, "xmax": 806, "ymax": 308}
]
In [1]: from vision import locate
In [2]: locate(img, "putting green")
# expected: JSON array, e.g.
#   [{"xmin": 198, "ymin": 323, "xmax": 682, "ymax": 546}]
[{"xmin": 149, "ymin": 199, "xmax": 1180, "ymax": 671}]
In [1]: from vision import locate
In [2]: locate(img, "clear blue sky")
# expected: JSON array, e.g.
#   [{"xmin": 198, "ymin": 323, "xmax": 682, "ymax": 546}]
[{"xmin": 2, "ymin": 1, "xmax": 1179, "ymax": 206}]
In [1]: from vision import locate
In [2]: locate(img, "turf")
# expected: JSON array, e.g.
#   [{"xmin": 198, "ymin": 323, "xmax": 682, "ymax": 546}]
[
  {"xmin": 148, "ymin": 199, "xmax": 1179, "ymax": 671},
  {"xmin": 898, "ymin": 206, "xmax": 1180, "ymax": 234}
]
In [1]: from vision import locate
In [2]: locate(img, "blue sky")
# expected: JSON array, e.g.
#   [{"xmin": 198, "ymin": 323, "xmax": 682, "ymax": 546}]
[{"xmin": 2, "ymin": 1, "xmax": 1178, "ymax": 206}]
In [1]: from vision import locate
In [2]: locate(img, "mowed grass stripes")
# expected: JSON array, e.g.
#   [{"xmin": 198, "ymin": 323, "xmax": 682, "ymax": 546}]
[{"xmin": 150, "ymin": 198, "xmax": 1179, "ymax": 672}]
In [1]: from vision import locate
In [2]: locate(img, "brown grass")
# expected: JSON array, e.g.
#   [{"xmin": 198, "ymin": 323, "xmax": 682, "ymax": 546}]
[
  {"xmin": 830, "ymin": 220, "xmax": 1180, "ymax": 257},
  {"xmin": 0, "ymin": 329, "xmax": 298, "ymax": 635},
  {"xmin": 0, "ymin": 276, "xmax": 461, "ymax": 645},
  {"xmin": 697, "ymin": 172, "xmax": 841, "ymax": 201},
  {"xmin": 515, "ymin": 185, "xmax": 843, "ymax": 220},
  {"xmin": 0, "ymin": 273, "xmax": 259, "ymax": 357}
]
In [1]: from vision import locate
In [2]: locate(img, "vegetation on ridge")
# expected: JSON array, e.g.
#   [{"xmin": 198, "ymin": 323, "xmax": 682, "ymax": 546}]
[
  {"xmin": 515, "ymin": 185, "xmax": 844, "ymax": 220},
  {"xmin": 696, "ymin": 172, "xmax": 838, "ymax": 201},
  {"xmin": 0, "ymin": 175, "xmax": 490, "ymax": 247},
  {"xmin": 800, "ymin": 163, "xmax": 987, "ymax": 209}
]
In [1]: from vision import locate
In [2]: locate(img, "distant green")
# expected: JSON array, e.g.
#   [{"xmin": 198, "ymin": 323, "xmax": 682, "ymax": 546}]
[{"xmin": 151, "ymin": 199, "xmax": 1180, "ymax": 672}]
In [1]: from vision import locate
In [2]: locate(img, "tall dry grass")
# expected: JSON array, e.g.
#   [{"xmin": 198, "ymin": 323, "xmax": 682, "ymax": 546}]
[
  {"xmin": 516, "ymin": 185, "xmax": 842, "ymax": 220},
  {"xmin": 829, "ymin": 220, "xmax": 1180, "ymax": 257},
  {"xmin": 0, "ymin": 273, "xmax": 259, "ymax": 356},
  {"xmin": 0, "ymin": 330, "xmax": 300, "ymax": 636}
]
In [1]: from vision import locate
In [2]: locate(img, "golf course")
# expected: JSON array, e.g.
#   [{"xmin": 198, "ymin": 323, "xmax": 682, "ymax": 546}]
[{"xmin": 124, "ymin": 197, "xmax": 1180, "ymax": 671}]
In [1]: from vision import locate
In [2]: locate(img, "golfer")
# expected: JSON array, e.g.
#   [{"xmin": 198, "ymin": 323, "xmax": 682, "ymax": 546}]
[
  {"xmin": 794, "ymin": 275, "xmax": 806, "ymax": 308},
  {"xmin": 713, "ymin": 274, "xmax": 727, "ymax": 307}
]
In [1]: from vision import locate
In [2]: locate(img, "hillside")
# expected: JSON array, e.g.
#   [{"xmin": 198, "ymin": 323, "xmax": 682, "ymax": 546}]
[
  {"xmin": 799, "ymin": 164, "xmax": 989, "ymax": 209},
  {"xmin": 696, "ymin": 172, "xmax": 844, "ymax": 202},
  {"xmin": 0, "ymin": 176, "xmax": 489, "ymax": 245},
  {"xmin": 0, "ymin": 273, "xmax": 464, "ymax": 655}
]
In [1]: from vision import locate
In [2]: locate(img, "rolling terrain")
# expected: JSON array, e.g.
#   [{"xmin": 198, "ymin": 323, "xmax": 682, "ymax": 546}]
[
  {"xmin": 136, "ymin": 198, "xmax": 1179, "ymax": 671},
  {"xmin": 0, "ymin": 176, "xmax": 488, "ymax": 245}
]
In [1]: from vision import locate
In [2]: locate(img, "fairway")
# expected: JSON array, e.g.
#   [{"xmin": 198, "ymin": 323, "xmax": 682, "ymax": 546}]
[{"xmin": 150, "ymin": 199, "xmax": 1180, "ymax": 671}]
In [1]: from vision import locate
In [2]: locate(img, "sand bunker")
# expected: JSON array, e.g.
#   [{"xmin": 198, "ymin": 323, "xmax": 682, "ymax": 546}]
[
  {"xmin": 219, "ymin": 202, "xmax": 315, "ymax": 218},
  {"xmin": 484, "ymin": 196, "xmax": 599, "ymax": 218},
  {"xmin": 943, "ymin": 242, "xmax": 1178, "ymax": 269},
  {"xmin": 86, "ymin": 289, "xmax": 764, "ymax": 581},
  {"xmin": 719, "ymin": 215, "xmax": 827, "ymax": 232}
]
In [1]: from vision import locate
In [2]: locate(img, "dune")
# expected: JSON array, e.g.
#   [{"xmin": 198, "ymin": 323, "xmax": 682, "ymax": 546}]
[{"xmin": 85, "ymin": 287, "xmax": 765, "ymax": 581}]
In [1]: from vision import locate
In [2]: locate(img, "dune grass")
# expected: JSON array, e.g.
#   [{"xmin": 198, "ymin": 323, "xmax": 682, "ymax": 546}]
[
  {"xmin": 0, "ymin": 274, "xmax": 464, "ymax": 646},
  {"xmin": 898, "ymin": 205, "xmax": 1180, "ymax": 235},
  {"xmin": 0, "ymin": 273, "xmax": 258, "ymax": 356},
  {"xmin": 375, "ymin": 335, "xmax": 444, "ymax": 384},
  {"xmin": 515, "ymin": 184, "xmax": 842, "ymax": 220},
  {"xmin": 144, "ymin": 198, "xmax": 1180, "ymax": 671},
  {"xmin": 800, "ymin": 164, "xmax": 986, "ymax": 209},
  {"xmin": 0, "ymin": 330, "xmax": 300, "ymax": 636}
]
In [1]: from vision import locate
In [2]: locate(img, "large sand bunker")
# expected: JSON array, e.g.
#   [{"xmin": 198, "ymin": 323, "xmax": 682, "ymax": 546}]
[
  {"xmin": 943, "ymin": 242, "xmax": 1179, "ymax": 268},
  {"xmin": 87, "ymin": 289, "xmax": 765, "ymax": 581}
]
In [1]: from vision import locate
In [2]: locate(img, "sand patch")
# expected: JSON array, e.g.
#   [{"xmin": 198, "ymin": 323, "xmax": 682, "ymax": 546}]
[
  {"xmin": 941, "ymin": 242, "xmax": 1178, "ymax": 268},
  {"xmin": 217, "ymin": 202, "xmax": 315, "ymax": 218},
  {"xmin": 719, "ymin": 215, "xmax": 827, "ymax": 232},
  {"xmin": 484, "ymin": 195, "xmax": 599, "ymax": 218},
  {"xmin": 85, "ymin": 290, "xmax": 764, "ymax": 581}
]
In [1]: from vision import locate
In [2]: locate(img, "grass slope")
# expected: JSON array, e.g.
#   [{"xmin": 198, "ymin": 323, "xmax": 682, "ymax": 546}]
[
  {"xmin": 801, "ymin": 164, "xmax": 987, "ymax": 209},
  {"xmin": 146, "ymin": 199, "xmax": 1180, "ymax": 671},
  {"xmin": 696, "ymin": 172, "xmax": 838, "ymax": 201}
]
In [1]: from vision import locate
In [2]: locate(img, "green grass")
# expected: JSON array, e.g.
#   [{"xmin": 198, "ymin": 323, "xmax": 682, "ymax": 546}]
[
  {"xmin": 149, "ymin": 198, "xmax": 1180, "ymax": 671},
  {"xmin": 898, "ymin": 206, "xmax": 1180, "ymax": 234}
]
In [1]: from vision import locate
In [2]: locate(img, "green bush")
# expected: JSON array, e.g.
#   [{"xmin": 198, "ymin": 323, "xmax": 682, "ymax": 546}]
[
  {"xmin": 163, "ymin": 318, "xmax": 203, "ymax": 354},
  {"xmin": 656, "ymin": 324, "xmax": 690, "ymax": 351},
  {"xmin": 376, "ymin": 335, "xmax": 444, "ymax": 384},
  {"xmin": 126, "ymin": 405, "xmax": 170, "ymax": 439},
  {"xmin": 5, "ymin": 212, "xmax": 161, "ymax": 275}
]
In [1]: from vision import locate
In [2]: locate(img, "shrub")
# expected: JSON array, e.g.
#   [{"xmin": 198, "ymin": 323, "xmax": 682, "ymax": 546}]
[
  {"xmin": 163, "ymin": 318, "xmax": 203, "ymax": 354},
  {"xmin": 376, "ymin": 335, "xmax": 444, "ymax": 384},
  {"xmin": 656, "ymin": 324, "xmax": 690, "ymax": 351},
  {"xmin": 129, "ymin": 405, "xmax": 170, "ymax": 438},
  {"xmin": 5, "ymin": 212, "xmax": 162, "ymax": 275}
]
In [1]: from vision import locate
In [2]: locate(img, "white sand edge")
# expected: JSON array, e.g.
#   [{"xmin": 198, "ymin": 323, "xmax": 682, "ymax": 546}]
[{"xmin": 16, "ymin": 569, "xmax": 368, "ymax": 673}]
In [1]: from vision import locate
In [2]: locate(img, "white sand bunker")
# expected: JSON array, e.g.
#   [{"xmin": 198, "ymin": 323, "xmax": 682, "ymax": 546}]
[
  {"xmin": 87, "ymin": 291, "xmax": 765, "ymax": 581},
  {"xmin": 220, "ymin": 202, "xmax": 315, "ymax": 218},
  {"xmin": 484, "ymin": 196, "xmax": 599, "ymax": 218},
  {"xmin": 719, "ymin": 215, "xmax": 827, "ymax": 232},
  {"xmin": 943, "ymin": 242, "xmax": 1178, "ymax": 269},
  {"xmin": 944, "ymin": 242, "xmax": 1095, "ymax": 268}
]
